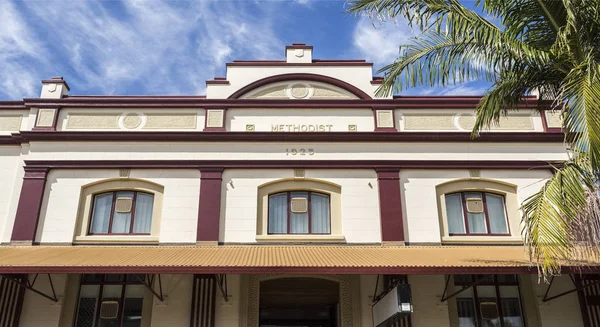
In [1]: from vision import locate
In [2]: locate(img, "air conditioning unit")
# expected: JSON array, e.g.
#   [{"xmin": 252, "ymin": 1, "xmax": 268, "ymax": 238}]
[
  {"xmin": 480, "ymin": 302, "xmax": 499, "ymax": 320},
  {"xmin": 466, "ymin": 198, "xmax": 484, "ymax": 213},
  {"xmin": 99, "ymin": 301, "xmax": 119, "ymax": 319},
  {"xmin": 115, "ymin": 197, "xmax": 133, "ymax": 213},
  {"xmin": 290, "ymin": 197, "xmax": 308, "ymax": 213},
  {"xmin": 372, "ymin": 284, "xmax": 412, "ymax": 327}
]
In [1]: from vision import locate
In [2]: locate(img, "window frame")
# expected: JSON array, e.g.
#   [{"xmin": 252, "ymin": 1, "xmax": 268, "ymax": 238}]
[
  {"xmin": 453, "ymin": 274, "xmax": 526, "ymax": 327},
  {"xmin": 73, "ymin": 274, "xmax": 146, "ymax": 327},
  {"xmin": 87, "ymin": 191, "xmax": 154, "ymax": 236},
  {"xmin": 74, "ymin": 178, "xmax": 164, "ymax": 244},
  {"xmin": 445, "ymin": 191, "xmax": 511, "ymax": 236},
  {"xmin": 267, "ymin": 191, "xmax": 332, "ymax": 235}
]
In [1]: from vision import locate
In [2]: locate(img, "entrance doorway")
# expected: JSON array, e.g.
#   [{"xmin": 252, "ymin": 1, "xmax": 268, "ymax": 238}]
[{"xmin": 259, "ymin": 278, "xmax": 340, "ymax": 327}]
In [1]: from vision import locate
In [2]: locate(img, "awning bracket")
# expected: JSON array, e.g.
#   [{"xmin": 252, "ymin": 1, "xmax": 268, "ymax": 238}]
[
  {"xmin": 542, "ymin": 275, "xmax": 600, "ymax": 302},
  {"xmin": 215, "ymin": 274, "xmax": 228, "ymax": 302},
  {"xmin": 135, "ymin": 274, "xmax": 164, "ymax": 302},
  {"xmin": 1, "ymin": 274, "xmax": 58, "ymax": 303},
  {"xmin": 440, "ymin": 275, "xmax": 492, "ymax": 303}
]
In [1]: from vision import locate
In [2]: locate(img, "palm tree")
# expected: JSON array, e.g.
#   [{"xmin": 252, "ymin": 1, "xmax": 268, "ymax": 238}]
[{"xmin": 347, "ymin": 0, "xmax": 600, "ymax": 279}]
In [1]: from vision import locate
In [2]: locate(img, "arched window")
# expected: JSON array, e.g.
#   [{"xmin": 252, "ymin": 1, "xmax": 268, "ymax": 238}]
[
  {"xmin": 256, "ymin": 178, "xmax": 343, "ymax": 242},
  {"xmin": 74, "ymin": 178, "xmax": 164, "ymax": 243},
  {"xmin": 89, "ymin": 191, "xmax": 154, "ymax": 235},
  {"xmin": 436, "ymin": 178, "xmax": 521, "ymax": 243},
  {"xmin": 268, "ymin": 191, "xmax": 331, "ymax": 234},
  {"xmin": 445, "ymin": 192, "xmax": 509, "ymax": 235}
]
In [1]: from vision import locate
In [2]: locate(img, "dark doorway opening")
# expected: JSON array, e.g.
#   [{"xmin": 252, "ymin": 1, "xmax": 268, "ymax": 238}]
[{"xmin": 259, "ymin": 278, "xmax": 340, "ymax": 327}]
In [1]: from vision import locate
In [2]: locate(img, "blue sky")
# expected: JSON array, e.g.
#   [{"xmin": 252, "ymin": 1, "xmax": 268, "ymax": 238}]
[{"xmin": 0, "ymin": 0, "xmax": 490, "ymax": 100}]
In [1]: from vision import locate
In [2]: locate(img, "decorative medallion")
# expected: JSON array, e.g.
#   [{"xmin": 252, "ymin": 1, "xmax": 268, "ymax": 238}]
[
  {"xmin": 289, "ymin": 84, "xmax": 310, "ymax": 99},
  {"xmin": 122, "ymin": 114, "xmax": 143, "ymax": 129}
]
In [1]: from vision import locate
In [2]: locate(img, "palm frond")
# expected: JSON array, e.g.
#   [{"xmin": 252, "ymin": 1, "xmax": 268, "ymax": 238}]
[
  {"xmin": 522, "ymin": 157, "xmax": 598, "ymax": 279},
  {"xmin": 562, "ymin": 62, "xmax": 600, "ymax": 170}
]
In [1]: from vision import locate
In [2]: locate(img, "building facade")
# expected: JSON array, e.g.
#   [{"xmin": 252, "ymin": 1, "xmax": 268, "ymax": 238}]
[{"xmin": 0, "ymin": 43, "xmax": 596, "ymax": 327}]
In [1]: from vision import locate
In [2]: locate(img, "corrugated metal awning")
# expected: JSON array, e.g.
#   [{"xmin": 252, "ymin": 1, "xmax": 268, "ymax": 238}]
[{"xmin": 0, "ymin": 245, "xmax": 595, "ymax": 274}]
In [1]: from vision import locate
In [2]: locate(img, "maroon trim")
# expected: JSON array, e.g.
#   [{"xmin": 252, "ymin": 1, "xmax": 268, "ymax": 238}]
[
  {"xmin": 22, "ymin": 97, "xmax": 552, "ymax": 109},
  {"xmin": 14, "ymin": 131, "xmax": 566, "ymax": 143},
  {"xmin": 575, "ymin": 275, "xmax": 593, "ymax": 327},
  {"xmin": 377, "ymin": 169, "xmax": 405, "ymax": 242},
  {"xmin": 10, "ymin": 168, "xmax": 49, "ymax": 243},
  {"xmin": 32, "ymin": 108, "xmax": 60, "ymax": 131},
  {"xmin": 202, "ymin": 108, "xmax": 226, "ymax": 132},
  {"xmin": 23, "ymin": 159, "xmax": 564, "ymax": 170},
  {"xmin": 0, "ymin": 265, "xmax": 595, "ymax": 275},
  {"xmin": 11, "ymin": 275, "xmax": 26, "ymax": 327},
  {"xmin": 197, "ymin": 169, "xmax": 223, "ymax": 242},
  {"xmin": 373, "ymin": 107, "xmax": 397, "ymax": 132},
  {"xmin": 227, "ymin": 73, "xmax": 372, "ymax": 99},
  {"xmin": 41, "ymin": 76, "xmax": 70, "ymax": 91},
  {"xmin": 0, "ymin": 101, "xmax": 27, "ymax": 110},
  {"xmin": 0, "ymin": 136, "xmax": 20, "ymax": 145},
  {"xmin": 285, "ymin": 43, "xmax": 314, "ymax": 51},
  {"xmin": 205, "ymin": 80, "xmax": 230, "ymax": 85}
]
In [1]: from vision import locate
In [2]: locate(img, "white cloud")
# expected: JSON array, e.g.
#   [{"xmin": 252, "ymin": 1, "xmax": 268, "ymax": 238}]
[
  {"xmin": 352, "ymin": 16, "xmax": 418, "ymax": 68},
  {"xmin": 0, "ymin": 0, "xmax": 283, "ymax": 98},
  {"xmin": 0, "ymin": 0, "xmax": 47, "ymax": 98}
]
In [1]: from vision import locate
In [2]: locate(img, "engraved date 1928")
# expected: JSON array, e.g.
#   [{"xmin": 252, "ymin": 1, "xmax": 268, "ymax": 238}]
[{"xmin": 286, "ymin": 148, "xmax": 315, "ymax": 156}]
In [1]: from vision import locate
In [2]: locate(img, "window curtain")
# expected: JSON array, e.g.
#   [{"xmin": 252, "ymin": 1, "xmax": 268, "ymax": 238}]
[
  {"xmin": 456, "ymin": 298, "xmax": 477, "ymax": 327},
  {"xmin": 486, "ymin": 193, "xmax": 509, "ymax": 234},
  {"xmin": 465, "ymin": 192, "xmax": 487, "ymax": 233},
  {"xmin": 501, "ymin": 298, "xmax": 523, "ymax": 327},
  {"xmin": 90, "ymin": 193, "xmax": 113, "ymax": 233},
  {"xmin": 268, "ymin": 193, "xmax": 288, "ymax": 233},
  {"xmin": 111, "ymin": 191, "xmax": 133, "ymax": 233},
  {"xmin": 445, "ymin": 194, "xmax": 466, "ymax": 234},
  {"xmin": 290, "ymin": 192, "xmax": 308, "ymax": 233},
  {"xmin": 133, "ymin": 193, "xmax": 154, "ymax": 233},
  {"xmin": 311, "ymin": 193, "xmax": 330, "ymax": 233}
]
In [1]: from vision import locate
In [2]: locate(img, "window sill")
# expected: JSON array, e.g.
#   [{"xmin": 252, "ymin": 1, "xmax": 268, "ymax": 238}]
[
  {"xmin": 73, "ymin": 235, "xmax": 160, "ymax": 244},
  {"xmin": 442, "ymin": 235, "xmax": 523, "ymax": 245},
  {"xmin": 255, "ymin": 234, "xmax": 346, "ymax": 243}
]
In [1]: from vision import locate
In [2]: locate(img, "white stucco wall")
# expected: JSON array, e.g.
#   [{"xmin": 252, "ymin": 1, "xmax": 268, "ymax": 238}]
[
  {"xmin": 215, "ymin": 274, "xmax": 241, "ymax": 326},
  {"xmin": 19, "ymin": 274, "xmax": 68, "ymax": 327},
  {"xmin": 532, "ymin": 275, "xmax": 584, "ymax": 327},
  {"xmin": 150, "ymin": 274, "xmax": 193, "ymax": 327},
  {"xmin": 400, "ymin": 169, "xmax": 553, "ymax": 243},
  {"xmin": 24, "ymin": 142, "xmax": 569, "ymax": 162},
  {"xmin": 36, "ymin": 169, "xmax": 200, "ymax": 244},
  {"xmin": 221, "ymin": 169, "xmax": 380, "ymax": 243},
  {"xmin": 409, "ymin": 275, "xmax": 451, "ymax": 327},
  {"xmin": 0, "ymin": 146, "xmax": 24, "ymax": 244},
  {"xmin": 227, "ymin": 108, "xmax": 375, "ymax": 132}
]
